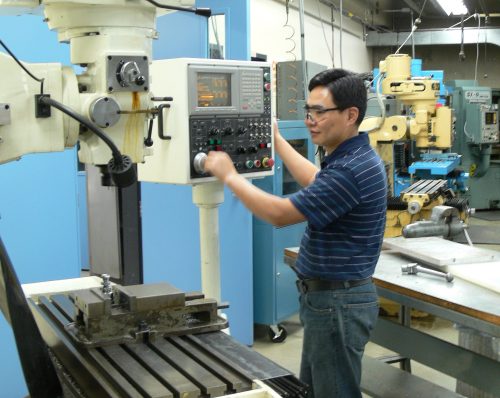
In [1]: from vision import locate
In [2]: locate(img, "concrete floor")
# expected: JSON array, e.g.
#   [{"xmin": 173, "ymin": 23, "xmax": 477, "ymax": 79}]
[{"xmin": 251, "ymin": 214, "xmax": 500, "ymax": 397}]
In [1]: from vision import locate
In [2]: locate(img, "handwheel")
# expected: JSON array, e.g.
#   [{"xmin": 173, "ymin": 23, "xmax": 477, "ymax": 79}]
[{"xmin": 268, "ymin": 323, "xmax": 287, "ymax": 343}]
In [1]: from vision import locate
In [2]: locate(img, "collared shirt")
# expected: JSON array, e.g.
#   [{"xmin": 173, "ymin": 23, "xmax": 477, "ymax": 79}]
[{"xmin": 289, "ymin": 133, "xmax": 387, "ymax": 280}]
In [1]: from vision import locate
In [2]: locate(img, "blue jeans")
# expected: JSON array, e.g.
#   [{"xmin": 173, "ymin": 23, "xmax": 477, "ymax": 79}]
[{"xmin": 299, "ymin": 282, "xmax": 378, "ymax": 398}]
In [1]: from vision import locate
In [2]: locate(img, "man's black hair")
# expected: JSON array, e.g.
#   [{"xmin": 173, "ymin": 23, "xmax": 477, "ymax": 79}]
[{"xmin": 308, "ymin": 68, "xmax": 367, "ymax": 125}]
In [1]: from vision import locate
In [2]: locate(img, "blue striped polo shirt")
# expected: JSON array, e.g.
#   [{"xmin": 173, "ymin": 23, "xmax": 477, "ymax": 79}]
[{"xmin": 289, "ymin": 133, "xmax": 387, "ymax": 280}]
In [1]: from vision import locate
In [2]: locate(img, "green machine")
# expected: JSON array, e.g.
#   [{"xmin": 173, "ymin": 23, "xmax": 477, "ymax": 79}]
[{"xmin": 447, "ymin": 81, "xmax": 500, "ymax": 209}]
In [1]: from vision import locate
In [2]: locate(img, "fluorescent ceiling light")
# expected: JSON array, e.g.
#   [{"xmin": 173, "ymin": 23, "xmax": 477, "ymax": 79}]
[{"xmin": 436, "ymin": 0, "xmax": 468, "ymax": 16}]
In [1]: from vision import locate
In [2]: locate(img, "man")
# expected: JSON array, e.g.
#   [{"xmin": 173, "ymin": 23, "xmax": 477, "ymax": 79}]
[{"xmin": 204, "ymin": 68, "xmax": 387, "ymax": 398}]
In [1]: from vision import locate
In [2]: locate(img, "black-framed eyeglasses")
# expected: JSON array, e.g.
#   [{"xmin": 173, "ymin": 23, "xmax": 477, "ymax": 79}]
[{"xmin": 304, "ymin": 105, "xmax": 342, "ymax": 122}]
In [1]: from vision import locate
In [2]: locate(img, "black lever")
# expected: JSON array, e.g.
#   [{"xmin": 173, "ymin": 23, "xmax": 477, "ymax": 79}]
[
  {"xmin": 143, "ymin": 0, "xmax": 211, "ymax": 17},
  {"xmin": 0, "ymin": 236, "xmax": 63, "ymax": 398}
]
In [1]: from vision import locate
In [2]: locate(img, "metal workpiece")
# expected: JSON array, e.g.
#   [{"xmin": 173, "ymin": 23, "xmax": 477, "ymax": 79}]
[
  {"xmin": 402, "ymin": 205, "xmax": 466, "ymax": 238},
  {"xmin": 402, "ymin": 262, "xmax": 454, "ymax": 282},
  {"xmin": 63, "ymin": 282, "xmax": 227, "ymax": 347}
]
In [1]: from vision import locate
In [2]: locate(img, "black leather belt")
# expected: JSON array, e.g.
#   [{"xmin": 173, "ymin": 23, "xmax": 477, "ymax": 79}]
[{"xmin": 296, "ymin": 277, "xmax": 372, "ymax": 293}]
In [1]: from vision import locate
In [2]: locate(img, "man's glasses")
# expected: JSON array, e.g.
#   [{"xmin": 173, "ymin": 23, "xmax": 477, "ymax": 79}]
[{"xmin": 304, "ymin": 105, "xmax": 342, "ymax": 122}]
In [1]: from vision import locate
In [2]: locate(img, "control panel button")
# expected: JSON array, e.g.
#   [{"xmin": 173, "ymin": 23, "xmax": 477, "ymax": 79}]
[
  {"xmin": 245, "ymin": 160, "xmax": 254, "ymax": 169},
  {"xmin": 262, "ymin": 157, "xmax": 275, "ymax": 168}
]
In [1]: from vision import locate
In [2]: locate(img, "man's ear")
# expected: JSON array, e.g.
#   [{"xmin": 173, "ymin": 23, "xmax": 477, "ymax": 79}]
[{"xmin": 346, "ymin": 107, "xmax": 359, "ymax": 126}]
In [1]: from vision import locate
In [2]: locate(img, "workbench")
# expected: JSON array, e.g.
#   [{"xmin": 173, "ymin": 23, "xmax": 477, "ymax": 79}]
[{"xmin": 284, "ymin": 246, "xmax": 500, "ymax": 397}]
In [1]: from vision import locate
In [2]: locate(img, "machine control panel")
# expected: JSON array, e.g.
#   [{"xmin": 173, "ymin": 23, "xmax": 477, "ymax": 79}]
[
  {"xmin": 188, "ymin": 64, "xmax": 273, "ymax": 178},
  {"xmin": 466, "ymin": 104, "xmax": 499, "ymax": 145},
  {"xmin": 190, "ymin": 116, "xmax": 273, "ymax": 177},
  {"xmin": 479, "ymin": 106, "xmax": 499, "ymax": 144},
  {"xmin": 139, "ymin": 59, "xmax": 274, "ymax": 185}
]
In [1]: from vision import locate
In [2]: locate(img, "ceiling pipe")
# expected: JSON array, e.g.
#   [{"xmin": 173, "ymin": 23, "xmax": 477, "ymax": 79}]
[{"xmin": 366, "ymin": 27, "xmax": 500, "ymax": 48}]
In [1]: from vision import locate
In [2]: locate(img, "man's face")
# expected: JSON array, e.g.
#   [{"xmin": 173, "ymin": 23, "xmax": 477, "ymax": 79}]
[{"xmin": 304, "ymin": 86, "xmax": 357, "ymax": 153}]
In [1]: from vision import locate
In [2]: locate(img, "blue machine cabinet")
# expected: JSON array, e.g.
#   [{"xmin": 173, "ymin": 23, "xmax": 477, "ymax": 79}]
[{"xmin": 252, "ymin": 120, "xmax": 314, "ymax": 342}]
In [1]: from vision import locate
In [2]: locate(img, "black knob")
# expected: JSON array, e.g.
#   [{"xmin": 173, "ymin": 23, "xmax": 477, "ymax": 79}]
[
  {"xmin": 247, "ymin": 146, "xmax": 258, "ymax": 154},
  {"xmin": 237, "ymin": 147, "xmax": 246, "ymax": 154},
  {"xmin": 237, "ymin": 127, "xmax": 247, "ymax": 135},
  {"xmin": 224, "ymin": 127, "xmax": 233, "ymax": 135},
  {"xmin": 135, "ymin": 75, "xmax": 146, "ymax": 86},
  {"xmin": 107, "ymin": 155, "xmax": 136, "ymax": 188},
  {"xmin": 209, "ymin": 127, "xmax": 219, "ymax": 136}
]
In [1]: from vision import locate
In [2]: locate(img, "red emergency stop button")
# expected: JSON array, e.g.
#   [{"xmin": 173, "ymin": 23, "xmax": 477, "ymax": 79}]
[{"xmin": 262, "ymin": 157, "xmax": 275, "ymax": 168}]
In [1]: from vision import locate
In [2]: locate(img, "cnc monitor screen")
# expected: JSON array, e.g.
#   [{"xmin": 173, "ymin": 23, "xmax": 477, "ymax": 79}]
[
  {"xmin": 197, "ymin": 72, "xmax": 232, "ymax": 107},
  {"xmin": 485, "ymin": 111, "xmax": 497, "ymax": 125}
]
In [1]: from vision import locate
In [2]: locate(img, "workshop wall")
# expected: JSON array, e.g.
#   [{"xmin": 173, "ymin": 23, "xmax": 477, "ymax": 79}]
[{"xmin": 250, "ymin": 0, "xmax": 372, "ymax": 73}]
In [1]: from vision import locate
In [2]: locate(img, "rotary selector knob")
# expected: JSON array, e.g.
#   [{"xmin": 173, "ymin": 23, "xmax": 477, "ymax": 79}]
[
  {"xmin": 209, "ymin": 127, "xmax": 219, "ymax": 136},
  {"xmin": 117, "ymin": 61, "xmax": 144, "ymax": 88},
  {"xmin": 193, "ymin": 152, "xmax": 208, "ymax": 174}
]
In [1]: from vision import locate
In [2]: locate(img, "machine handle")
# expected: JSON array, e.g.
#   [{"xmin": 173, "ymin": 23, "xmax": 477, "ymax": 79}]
[{"xmin": 157, "ymin": 103, "xmax": 171, "ymax": 140}]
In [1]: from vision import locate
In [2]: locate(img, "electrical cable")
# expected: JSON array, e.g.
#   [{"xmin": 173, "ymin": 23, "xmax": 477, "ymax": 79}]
[
  {"xmin": 475, "ymin": 14, "xmax": 481, "ymax": 82},
  {"xmin": 142, "ymin": 0, "xmax": 211, "ymax": 17},
  {"xmin": 1, "ymin": 42, "xmax": 135, "ymax": 186},
  {"xmin": 38, "ymin": 96, "xmax": 123, "ymax": 163},
  {"xmin": 39, "ymin": 96, "xmax": 136, "ymax": 187},
  {"xmin": 316, "ymin": 0, "xmax": 334, "ymax": 67},
  {"xmin": 283, "ymin": 0, "xmax": 299, "ymax": 116},
  {"xmin": 339, "ymin": 0, "xmax": 343, "ymax": 68},
  {"xmin": 417, "ymin": 0, "xmax": 428, "ymax": 20},
  {"xmin": 0, "ymin": 39, "xmax": 44, "ymax": 94},
  {"xmin": 363, "ymin": 73, "xmax": 386, "ymax": 133},
  {"xmin": 395, "ymin": 22, "xmax": 419, "ymax": 54},
  {"xmin": 444, "ymin": 13, "xmax": 477, "ymax": 30},
  {"xmin": 394, "ymin": 0, "xmax": 427, "ymax": 55},
  {"xmin": 331, "ymin": 5, "xmax": 335, "ymax": 67},
  {"xmin": 459, "ymin": 15, "xmax": 466, "ymax": 61},
  {"xmin": 283, "ymin": 0, "xmax": 297, "ymax": 61}
]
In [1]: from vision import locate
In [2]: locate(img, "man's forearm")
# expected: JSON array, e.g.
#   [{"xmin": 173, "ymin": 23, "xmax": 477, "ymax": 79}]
[{"xmin": 223, "ymin": 173, "xmax": 304, "ymax": 227}]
